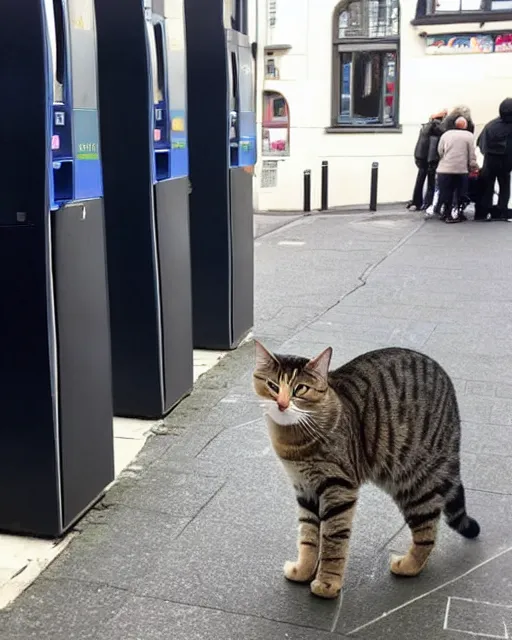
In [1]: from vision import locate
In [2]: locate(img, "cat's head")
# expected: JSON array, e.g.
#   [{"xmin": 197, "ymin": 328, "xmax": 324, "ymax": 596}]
[{"xmin": 252, "ymin": 340, "xmax": 332, "ymax": 427}]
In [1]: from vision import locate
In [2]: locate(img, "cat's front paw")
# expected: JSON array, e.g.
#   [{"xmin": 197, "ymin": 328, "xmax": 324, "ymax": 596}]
[
  {"xmin": 310, "ymin": 578, "xmax": 341, "ymax": 599},
  {"xmin": 283, "ymin": 560, "xmax": 315, "ymax": 583},
  {"xmin": 389, "ymin": 553, "xmax": 425, "ymax": 577}
]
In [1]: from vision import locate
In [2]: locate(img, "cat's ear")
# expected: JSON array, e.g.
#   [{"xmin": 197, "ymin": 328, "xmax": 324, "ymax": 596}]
[
  {"xmin": 306, "ymin": 347, "xmax": 332, "ymax": 379},
  {"xmin": 254, "ymin": 340, "xmax": 277, "ymax": 370}
]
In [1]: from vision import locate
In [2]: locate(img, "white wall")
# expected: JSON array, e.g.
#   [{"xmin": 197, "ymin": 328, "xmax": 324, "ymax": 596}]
[{"xmin": 254, "ymin": 0, "xmax": 512, "ymax": 211}]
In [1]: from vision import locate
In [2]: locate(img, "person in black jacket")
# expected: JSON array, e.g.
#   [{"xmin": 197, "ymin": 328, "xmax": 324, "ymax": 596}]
[
  {"xmin": 407, "ymin": 110, "xmax": 446, "ymax": 211},
  {"xmin": 476, "ymin": 98, "xmax": 512, "ymax": 221}
]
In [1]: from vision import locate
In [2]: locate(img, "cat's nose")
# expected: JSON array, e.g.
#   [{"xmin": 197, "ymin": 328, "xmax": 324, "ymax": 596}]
[
  {"xmin": 277, "ymin": 388, "xmax": 290, "ymax": 411},
  {"xmin": 277, "ymin": 399, "xmax": 289, "ymax": 411}
]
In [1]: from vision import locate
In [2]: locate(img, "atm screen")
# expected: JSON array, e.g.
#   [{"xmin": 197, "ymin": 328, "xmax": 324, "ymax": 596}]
[
  {"xmin": 45, "ymin": 0, "xmax": 66, "ymax": 103},
  {"xmin": 165, "ymin": 0, "xmax": 186, "ymax": 112},
  {"xmin": 165, "ymin": 0, "xmax": 188, "ymax": 179},
  {"xmin": 68, "ymin": 0, "xmax": 98, "ymax": 109},
  {"xmin": 237, "ymin": 45, "xmax": 253, "ymax": 115},
  {"xmin": 146, "ymin": 20, "xmax": 163, "ymax": 104},
  {"xmin": 153, "ymin": 22, "xmax": 166, "ymax": 104},
  {"xmin": 149, "ymin": 14, "xmax": 169, "ymax": 156},
  {"xmin": 223, "ymin": 0, "xmax": 245, "ymax": 32},
  {"xmin": 229, "ymin": 52, "xmax": 239, "ymax": 143},
  {"xmin": 223, "ymin": 0, "xmax": 234, "ymax": 29}
]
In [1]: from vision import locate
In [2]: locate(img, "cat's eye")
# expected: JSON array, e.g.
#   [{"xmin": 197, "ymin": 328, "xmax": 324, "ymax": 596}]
[
  {"xmin": 267, "ymin": 380, "xmax": 279, "ymax": 394},
  {"xmin": 293, "ymin": 384, "xmax": 309, "ymax": 397}
]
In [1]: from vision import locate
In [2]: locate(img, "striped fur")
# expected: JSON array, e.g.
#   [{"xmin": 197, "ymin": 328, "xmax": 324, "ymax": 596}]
[{"xmin": 253, "ymin": 342, "xmax": 480, "ymax": 600}]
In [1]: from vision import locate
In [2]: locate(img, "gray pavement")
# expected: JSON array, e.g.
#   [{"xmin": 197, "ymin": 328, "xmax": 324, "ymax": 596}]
[
  {"xmin": 2, "ymin": 210, "xmax": 512, "ymax": 639},
  {"xmin": 254, "ymin": 211, "xmax": 305, "ymax": 239}
]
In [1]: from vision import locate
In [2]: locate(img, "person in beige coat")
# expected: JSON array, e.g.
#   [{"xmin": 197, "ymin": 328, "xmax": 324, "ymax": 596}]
[{"xmin": 437, "ymin": 117, "xmax": 479, "ymax": 224}]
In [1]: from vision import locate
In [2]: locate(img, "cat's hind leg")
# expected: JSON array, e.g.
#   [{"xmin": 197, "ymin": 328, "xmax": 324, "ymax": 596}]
[
  {"xmin": 284, "ymin": 495, "xmax": 320, "ymax": 583},
  {"xmin": 391, "ymin": 494, "xmax": 443, "ymax": 577},
  {"xmin": 443, "ymin": 482, "xmax": 480, "ymax": 539}
]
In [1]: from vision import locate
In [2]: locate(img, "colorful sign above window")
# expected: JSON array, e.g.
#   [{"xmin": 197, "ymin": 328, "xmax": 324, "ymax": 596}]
[{"xmin": 425, "ymin": 33, "xmax": 512, "ymax": 54}]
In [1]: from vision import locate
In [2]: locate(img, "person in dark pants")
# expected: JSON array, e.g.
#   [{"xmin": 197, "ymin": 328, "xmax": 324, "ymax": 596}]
[
  {"xmin": 407, "ymin": 110, "xmax": 446, "ymax": 211},
  {"xmin": 425, "ymin": 105, "xmax": 475, "ymax": 218},
  {"xmin": 437, "ymin": 117, "xmax": 478, "ymax": 224},
  {"xmin": 476, "ymin": 98, "xmax": 512, "ymax": 221}
]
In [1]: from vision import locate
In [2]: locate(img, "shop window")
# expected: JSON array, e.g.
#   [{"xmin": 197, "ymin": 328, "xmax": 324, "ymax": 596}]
[
  {"xmin": 423, "ymin": 0, "xmax": 512, "ymax": 14},
  {"xmin": 262, "ymin": 91, "xmax": 290, "ymax": 156},
  {"xmin": 415, "ymin": 0, "xmax": 512, "ymax": 19},
  {"xmin": 331, "ymin": 0, "xmax": 400, "ymax": 130}
]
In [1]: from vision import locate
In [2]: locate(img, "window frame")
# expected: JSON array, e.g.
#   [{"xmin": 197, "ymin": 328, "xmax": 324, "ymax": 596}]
[
  {"xmin": 262, "ymin": 91, "xmax": 290, "ymax": 157},
  {"xmin": 265, "ymin": 55, "xmax": 279, "ymax": 79},
  {"xmin": 330, "ymin": 0, "xmax": 401, "ymax": 132},
  {"xmin": 414, "ymin": 0, "xmax": 512, "ymax": 24}
]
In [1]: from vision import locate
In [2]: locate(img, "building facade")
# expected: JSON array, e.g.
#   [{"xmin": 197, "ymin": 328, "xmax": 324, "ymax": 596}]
[{"xmin": 253, "ymin": 0, "xmax": 512, "ymax": 211}]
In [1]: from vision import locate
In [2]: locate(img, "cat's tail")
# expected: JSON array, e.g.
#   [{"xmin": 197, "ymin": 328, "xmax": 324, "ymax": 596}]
[{"xmin": 443, "ymin": 482, "xmax": 480, "ymax": 539}]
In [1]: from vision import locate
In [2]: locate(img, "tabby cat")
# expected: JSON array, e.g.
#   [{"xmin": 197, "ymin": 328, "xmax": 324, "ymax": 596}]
[{"xmin": 253, "ymin": 341, "xmax": 480, "ymax": 600}]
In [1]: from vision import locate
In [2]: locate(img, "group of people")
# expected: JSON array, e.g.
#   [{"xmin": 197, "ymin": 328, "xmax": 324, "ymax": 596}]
[{"xmin": 407, "ymin": 99, "xmax": 512, "ymax": 224}]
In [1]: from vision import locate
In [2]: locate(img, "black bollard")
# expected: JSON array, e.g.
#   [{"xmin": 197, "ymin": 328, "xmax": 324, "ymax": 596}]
[
  {"xmin": 321, "ymin": 160, "xmax": 328, "ymax": 211},
  {"xmin": 303, "ymin": 169, "xmax": 311, "ymax": 213},
  {"xmin": 370, "ymin": 161, "xmax": 379, "ymax": 212}
]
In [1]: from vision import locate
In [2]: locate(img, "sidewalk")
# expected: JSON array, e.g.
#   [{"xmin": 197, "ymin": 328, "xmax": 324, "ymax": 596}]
[
  {"xmin": 2, "ymin": 209, "xmax": 512, "ymax": 639},
  {"xmin": 0, "ymin": 348, "xmax": 229, "ymax": 610}
]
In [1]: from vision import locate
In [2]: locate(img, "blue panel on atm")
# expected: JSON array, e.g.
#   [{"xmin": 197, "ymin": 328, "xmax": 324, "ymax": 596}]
[
  {"xmin": 48, "ymin": 0, "xmax": 103, "ymax": 207},
  {"xmin": 73, "ymin": 109, "xmax": 102, "ymax": 200},
  {"xmin": 52, "ymin": 104, "xmax": 73, "ymax": 208},
  {"xmin": 236, "ymin": 42, "xmax": 256, "ymax": 168},
  {"xmin": 154, "ymin": 101, "xmax": 171, "ymax": 182},
  {"xmin": 154, "ymin": 100, "xmax": 169, "ymax": 149},
  {"xmin": 238, "ymin": 111, "xmax": 256, "ymax": 167},
  {"xmin": 52, "ymin": 105, "xmax": 72, "ymax": 160},
  {"xmin": 170, "ymin": 109, "xmax": 188, "ymax": 179},
  {"xmin": 150, "ymin": 13, "xmax": 171, "ymax": 183}
]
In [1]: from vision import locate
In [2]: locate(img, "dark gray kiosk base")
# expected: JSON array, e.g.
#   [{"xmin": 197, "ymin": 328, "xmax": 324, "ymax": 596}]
[
  {"xmin": 228, "ymin": 167, "xmax": 255, "ymax": 348},
  {"xmin": 0, "ymin": 200, "xmax": 114, "ymax": 538}
]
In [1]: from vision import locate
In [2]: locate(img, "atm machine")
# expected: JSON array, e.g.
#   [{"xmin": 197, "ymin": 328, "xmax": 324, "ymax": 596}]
[
  {"xmin": 94, "ymin": 0, "xmax": 193, "ymax": 419},
  {"xmin": 0, "ymin": 0, "xmax": 114, "ymax": 537},
  {"xmin": 184, "ymin": 0, "xmax": 256, "ymax": 350}
]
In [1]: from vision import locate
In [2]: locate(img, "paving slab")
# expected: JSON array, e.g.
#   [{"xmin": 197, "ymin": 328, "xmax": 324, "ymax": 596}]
[
  {"xmin": 101, "ymin": 597, "xmax": 350, "ymax": 640},
  {"xmin": 254, "ymin": 212, "xmax": 305, "ymax": 239},
  {"xmin": 345, "ymin": 543, "xmax": 512, "ymax": 639},
  {"xmin": 333, "ymin": 490, "xmax": 512, "ymax": 635},
  {"xmin": 43, "ymin": 504, "xmax": 188, "ymax": 587},
  {"xmin": 462, "ymin": 421, "xmax": 512, "ymax": 458},
  {"xmin": 0, "ymin": 578, "xmax": 126, "ymax": 640}
]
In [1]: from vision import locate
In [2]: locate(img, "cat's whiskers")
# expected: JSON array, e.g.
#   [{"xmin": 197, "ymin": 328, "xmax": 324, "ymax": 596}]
[
  {"xmin": 295, "ymin": 412, "xmax": 330, "ymax": 447},
  {"xmin": 293, "ymin": 406, "xmax": 331, "ymax": 439},
  {"xmin": 299, "ymin": 421, "xmax": 327, "ymax": 446},
  {"xmin": 294, "ymin": 418, "xmax": 316, "ymax": 443}
]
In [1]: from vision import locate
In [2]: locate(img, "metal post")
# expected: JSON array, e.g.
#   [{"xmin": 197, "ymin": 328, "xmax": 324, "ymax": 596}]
[
  {"xmin": 303, "ymin": 169, "xmax": 311, "ymax": 213},
  {"xmin": 320, "ymin": 160, "xmax": 328, "ymax": 211},
  {"xmin": 370, "ymin": 161, "xmax": 379, "ymax": 212}
]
